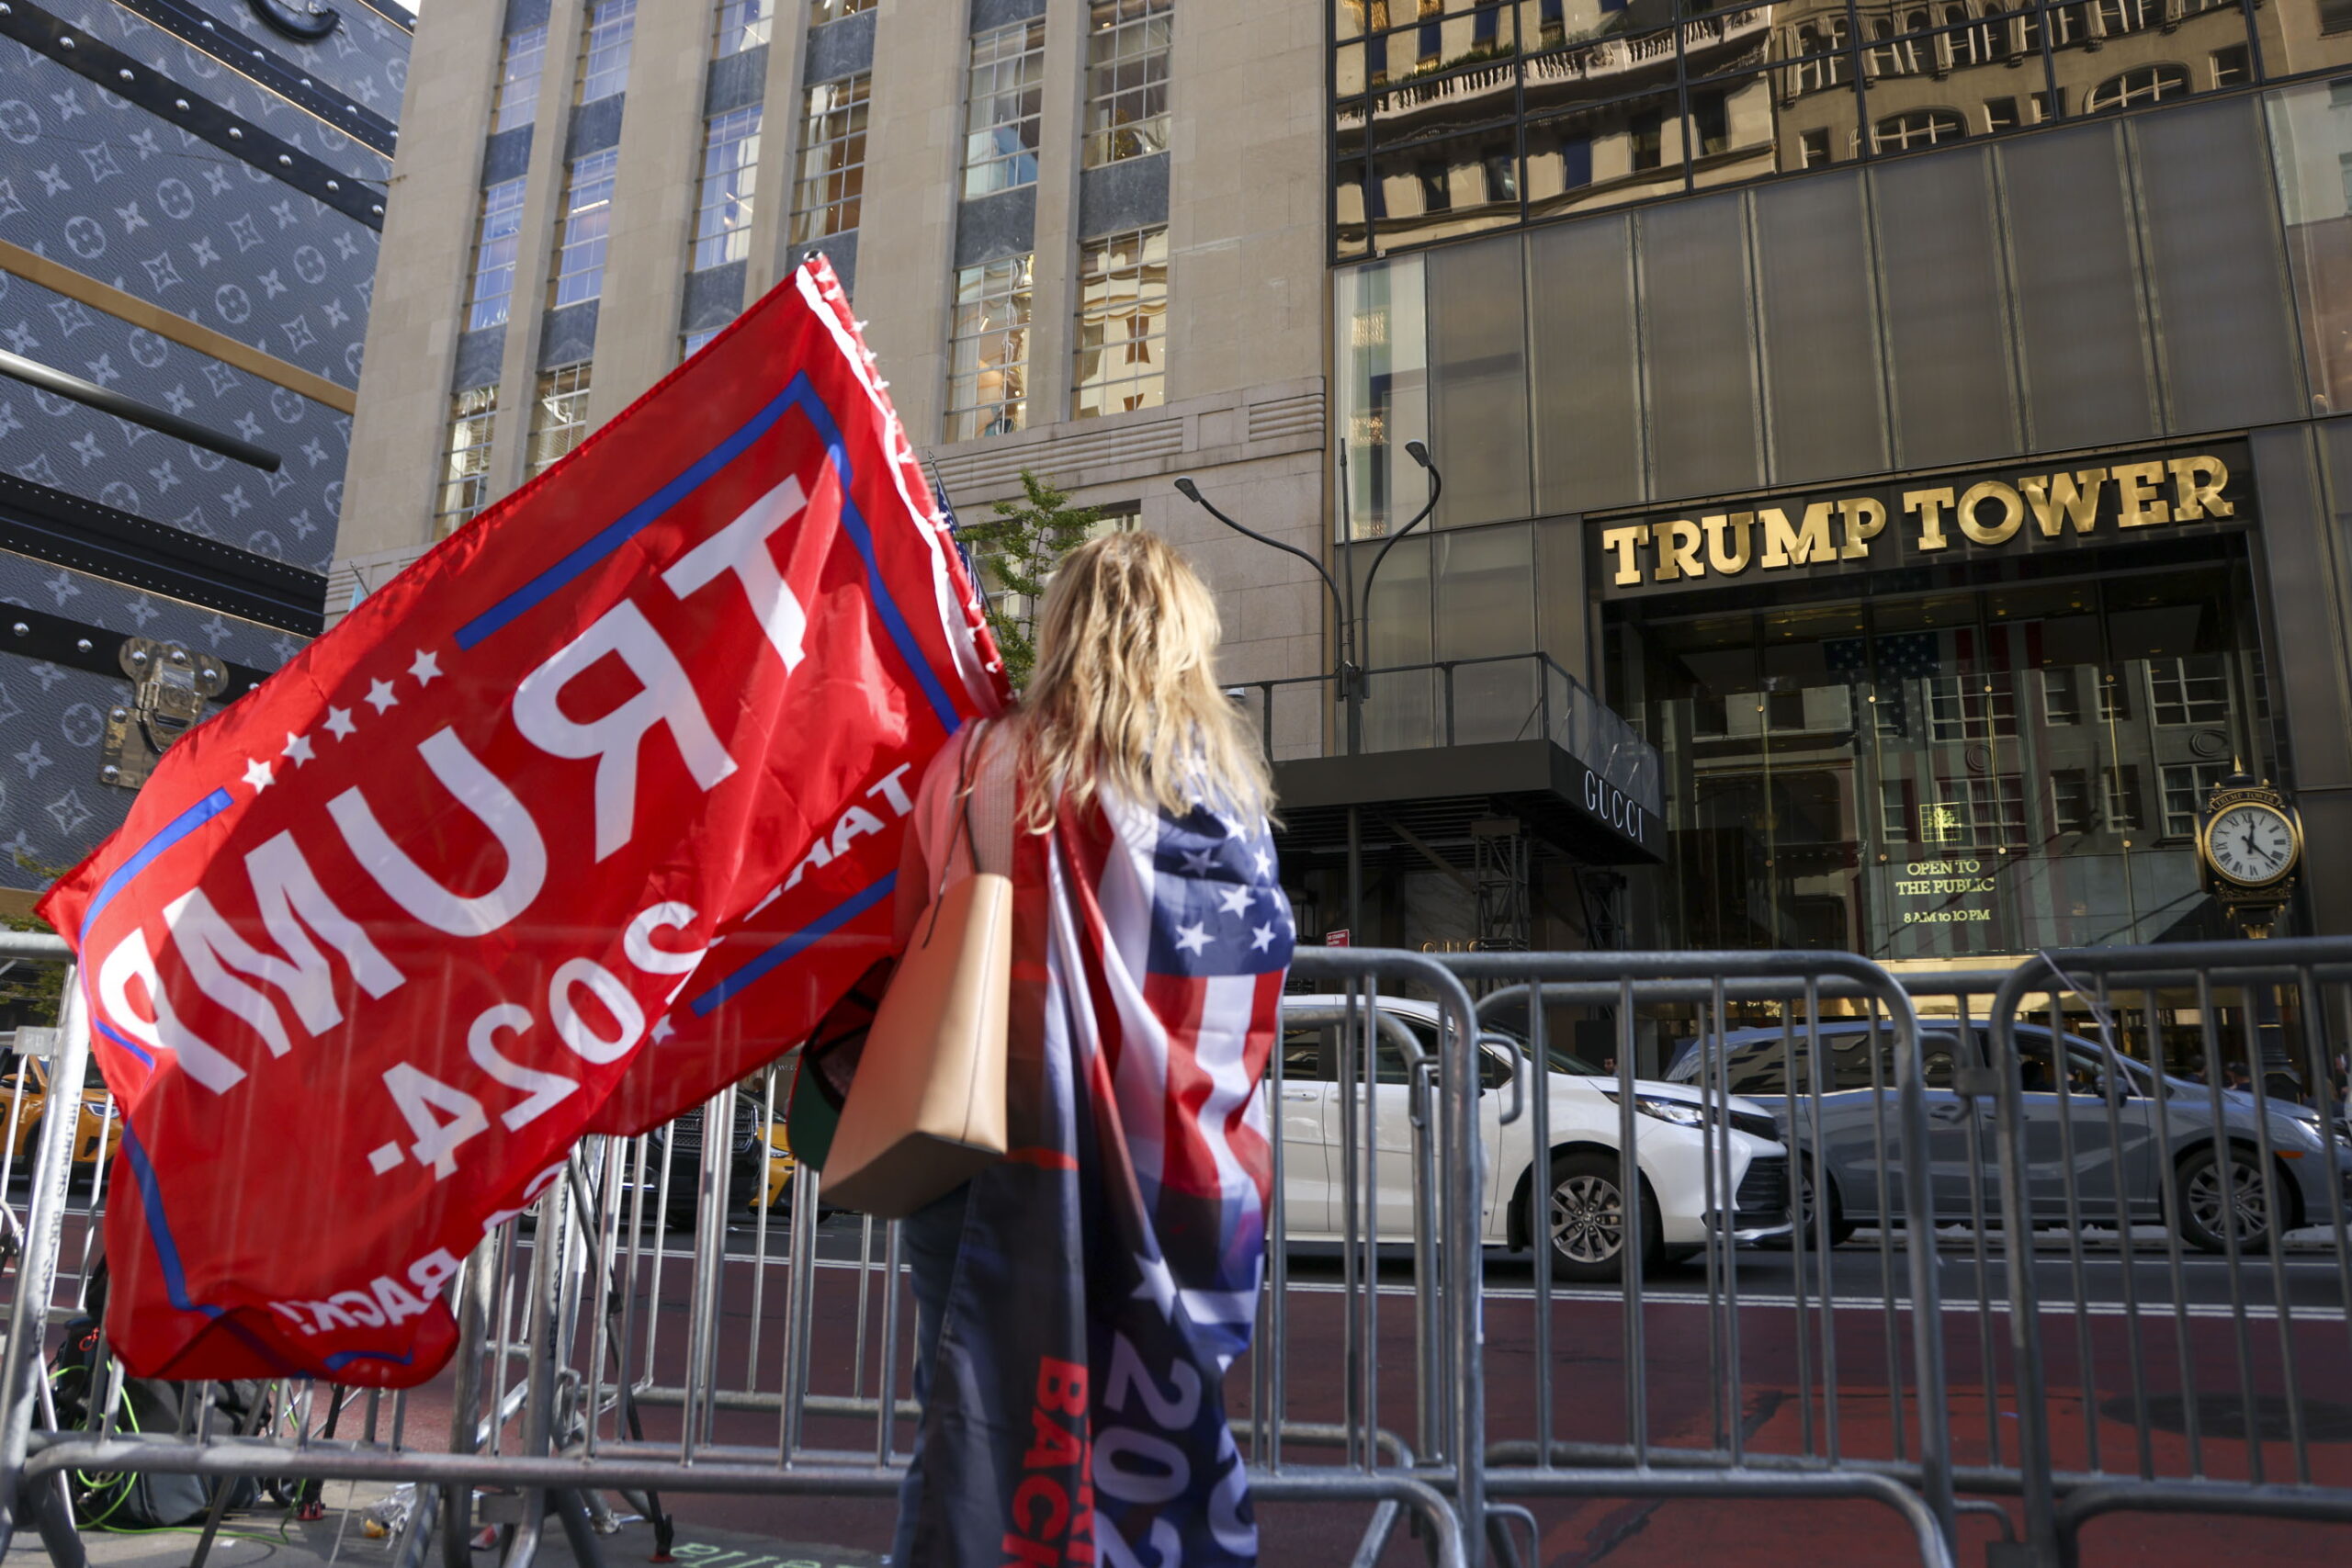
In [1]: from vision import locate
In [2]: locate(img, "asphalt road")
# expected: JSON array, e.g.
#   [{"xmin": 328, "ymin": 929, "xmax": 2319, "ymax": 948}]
[{"xmin": 779, "ymin": 1209, "xmax": 2352, "ymax": 1315}]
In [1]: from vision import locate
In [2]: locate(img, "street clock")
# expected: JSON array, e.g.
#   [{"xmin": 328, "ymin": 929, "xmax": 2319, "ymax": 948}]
[{"xmin": 2198, "ymin": 773, "xmax": 2303, "ymax": 938}]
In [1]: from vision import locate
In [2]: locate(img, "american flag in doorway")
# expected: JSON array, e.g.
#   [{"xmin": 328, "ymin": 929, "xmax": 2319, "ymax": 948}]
[
  {"xmin": 1824, "ymin": 630, "xmax": 1943, "ymax": 737},
  {"xmin": 895, "ymin": 784, "xmax": 1295, "ymax": 1567}
]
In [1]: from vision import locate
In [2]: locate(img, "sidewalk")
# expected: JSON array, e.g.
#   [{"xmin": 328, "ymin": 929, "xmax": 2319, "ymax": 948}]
[{"xmin": 1, "ymin": 1484, "xmax": 880, "ymax": 1568}]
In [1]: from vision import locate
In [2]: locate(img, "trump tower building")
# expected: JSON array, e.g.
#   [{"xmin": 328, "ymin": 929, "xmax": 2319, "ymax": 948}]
[{"xmin": 1317, "ymin": 0, "xmax": 2352, "ymax": 965}]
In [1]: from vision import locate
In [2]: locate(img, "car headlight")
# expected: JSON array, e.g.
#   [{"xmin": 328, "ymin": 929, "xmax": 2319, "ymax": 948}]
[
  {"xmin": 1600, "ymin": 1089, "xmax": 1709, "ymax": 1130},
  {"xmin": 2276, "ymin": 1113, "xmax": 2324, "ymax": 1149}
]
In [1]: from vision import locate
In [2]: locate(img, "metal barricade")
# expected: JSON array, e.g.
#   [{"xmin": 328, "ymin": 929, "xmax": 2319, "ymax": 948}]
[
  {"xmin": 1973, "ymin": 939, "xmax": 2352, "ymax": 1565},
  {"xmin": 0, "ymin": 945, "xmax": 1487, "ymax": 1566},
  {"xmin": 19, "ymin": 937, "xmax": 2346, "ymax": 1565},
  {"xmin": 1394, "ymin": 950, "xmax": 1962, "ymax": 1568}
]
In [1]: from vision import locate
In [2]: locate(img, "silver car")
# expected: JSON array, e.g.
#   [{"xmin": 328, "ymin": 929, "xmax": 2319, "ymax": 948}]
[{"xmin": 1666, "ymin": 1021, "xmax": 2352, "ymax": 1253}]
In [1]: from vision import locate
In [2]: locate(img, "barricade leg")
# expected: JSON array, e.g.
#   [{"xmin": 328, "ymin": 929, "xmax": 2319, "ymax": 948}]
[{"xmin": 0, "ymin": 964, "xmax": 87, "ymax": 1560}]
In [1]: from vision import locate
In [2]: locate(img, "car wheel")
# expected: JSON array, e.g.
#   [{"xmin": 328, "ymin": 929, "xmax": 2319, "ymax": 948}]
[
  {"xmin": 1545, "ymin": 1152, "xmax": 1662, "ymax": 1283},
  {"xmin": 2177, "ymin": 1145, "xmax": 2278, "ymax": 1255},
  {"xmin": 1794, "ymin": 1164, "xmax": 1857, "ymax": 1249}
]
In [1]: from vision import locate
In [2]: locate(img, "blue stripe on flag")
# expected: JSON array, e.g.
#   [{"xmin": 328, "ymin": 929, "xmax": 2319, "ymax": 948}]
[
  {"xmin": 454, "ymin": 376, "xmax": 813, "ymax": 649},
  {"xmin": 96, "ymin": 1018, "xmax": 154, "ymax": 1069},
  {"xmin": 688, "ymin": 872, "xmax": 895, "ymax": 1017},
  {"xmin": 79, "ymin": 788, "xmax": 233, "ymax": 942},
  {"xmin": 118, "ymin": 1122, "xmax": 221, "ymax": 1319},
  {"xmin": 452, "ymin": 375, "xmax": 964, "ymax": 732}
]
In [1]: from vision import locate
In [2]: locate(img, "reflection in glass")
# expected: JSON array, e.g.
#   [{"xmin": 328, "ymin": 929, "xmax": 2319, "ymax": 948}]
[
  {"xmin": 1330, "ymin": 0, "xmax": 2306, "ymax": 255},
  {"xmin": 2267, "ymin": 79, "xmax": 2352, "ymax": 412},
  {"xmin": 1608, "ymin": 542, "xmax": 2273, "ymax": 957},
  {"xmin": 1333, "ymin": 255, "xmax": 1431, "ymax": 540}
]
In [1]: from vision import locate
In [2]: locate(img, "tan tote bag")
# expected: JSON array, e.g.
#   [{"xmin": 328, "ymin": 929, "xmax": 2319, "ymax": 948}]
[{"xmin": 821, "ymin": 722, "xmax": 1012, "ymax": 1218}]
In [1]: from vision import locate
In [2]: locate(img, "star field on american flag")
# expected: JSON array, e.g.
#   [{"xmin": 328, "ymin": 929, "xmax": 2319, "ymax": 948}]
[
  {"xmin": 1823, "ymin": 630, "xmax": 1944, "ymax": 738},
  {"xmin": 1147, "ymin": 805, "xmax": 1295, "ymax": 978}
]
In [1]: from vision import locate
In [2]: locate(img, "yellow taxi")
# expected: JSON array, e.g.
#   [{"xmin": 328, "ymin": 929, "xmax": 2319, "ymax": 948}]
[
  {"xmin": 1, "ymin": 1050, "xmax": 121, "ymax": 1170},
  {"xmin": 754, "ymin": 1114, "xmax": 797, "ymax": 1211}
]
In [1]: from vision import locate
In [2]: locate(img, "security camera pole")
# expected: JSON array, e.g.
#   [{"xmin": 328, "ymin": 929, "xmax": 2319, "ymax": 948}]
[{"xmin": 1176, "ymin": 442, "xmax": 1440, "ymax": 943}]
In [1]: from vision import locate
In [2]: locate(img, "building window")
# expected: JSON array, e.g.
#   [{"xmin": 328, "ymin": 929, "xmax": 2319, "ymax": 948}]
[
  {"xmin": 1985, "ymin": 96, "xmax": 2020, "ymax": 134},
  {"xmin": 1692, "ymin": 93, "xmax": 1728, "ymax": 158},
  {"xmin": 2161, "ymin": 761, "xmax": 2229, "ymax": 840},
  {"xmin": 1630, "ymin": 110, "xmax": 1663, "ymax": 171},
  {"xmin": 1417, "ymin": 159, "xmax": 1451, "ymax": 212},
  {"xmin": 1792, "ymin": 19, "xmax": 1849, "ymax": 93},
  {"xmin": 465, "ymin": 176, "xmax": 528, "ymax": 333},
  {"xmin": 434, "ymin": 386, "xmax": 497, "ymax": 536},
  {"xmin": 1799, "ymin": 128, "xmax": 1832, "ymax": 168},
  {"xmin": 550, "ymin": 150, "xmax": 618, "ymax": 309},
  {"xmin": 715, "ymin": 0, "xmax": 773, "ymax": 55},
  {"xmin": 2050, "ymin": 771, "xmax": 2097, "ymax": 836},
  {"xmin": 1873, "ymin": 108, "xmax": 1966, "ymax": 152},
  {"xmin": 2040, "ymin": 667, "xmax": 2081, "ymax": 725},
  {"xmin": 529, "ymin": 365, "xmax": 594, "ymax": 476},
  {"xmin": 2211, "ymin": 45, "xmax": 2249, "ymax": 87},
  {"xmin": 493, "ymin": 25, "xmax": 547, "ymax": 133},
  {"xmin": 2149, "ymin": 656, "xmax": 2232, "ymax": 726},
  {"xmin": 2085, "ymin": 64, "xmax": 2191, "ymax": 112},
  {"xmin": 792, "ymin": 73, "xmax": 868, "ymax": 245},
  {"xmin": 2094, "ymin": 0, "xmax": 2152, "ymax": 38},
  {"xmin": 2324, "ymin": 0, "xmax": 2352, "ymax": 35},
  {"xmin": 579, "ymin": 0, "xmax": 636, "ymax": 104},
  {"xmin": 1482, "ymin": 148, "xmax": 1517, "ymax": 203},
  {"xmin": 963, "ymin": 19, "xmax": 1046, "ymax": 198},
  {"xmin": 683, "ymin": 328, "xmax": 721, "ymax": 360},
  {"xmin": 693, "ymin": 106, "xmax": 763, "ymax": 271},
  {"xmin": 811, "ymin": 0, "xmax": 875, "ymax": 18},
  {"xmin": 1072, "ymin": 226, "xmax": 1169, "ymax": 421},
  {"xmin": 1918, "ymin": 776, "xmax": 2027, "ymax": 847},
  {"xmin": 944, "ymin": 254, "xmax": 1034, "ymax": 442},
  {"xmin": 1928, "ymin": 672, "xmax": 2017, "ymax": 741},
  {"xmin": 1083, "ymin": 0, "xmax": 1173, "ymax": 169},
  {"xmin": 2105, "ymin": 765, "xmax": 2143, "ymax": 830}
]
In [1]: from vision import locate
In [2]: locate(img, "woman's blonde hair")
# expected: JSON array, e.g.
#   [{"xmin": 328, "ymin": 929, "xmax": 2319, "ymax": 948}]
[{"xmin": 1012, "ymin": 531, "xmax": 1272, "ymax": 832}]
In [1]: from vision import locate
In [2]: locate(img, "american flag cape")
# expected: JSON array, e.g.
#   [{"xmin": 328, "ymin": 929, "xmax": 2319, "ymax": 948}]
[{"xmin": 897, "ymin": 785, "xmax": 1293, "ymax": 1567}]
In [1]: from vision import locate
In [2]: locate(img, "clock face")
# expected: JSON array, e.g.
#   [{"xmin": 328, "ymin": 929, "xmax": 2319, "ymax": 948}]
[{"xmin": 2205, "ymin": 804, "xmax": 2297, "ymax": 887}]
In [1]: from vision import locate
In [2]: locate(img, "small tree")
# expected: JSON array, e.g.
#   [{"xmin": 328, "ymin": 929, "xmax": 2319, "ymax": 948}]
[
  {"xmin": 957, "ymin": 469, "xmax": 1100, "ymax": 690},
  {"xmin": 1, "ymin": 856, "xmax": 66, "ymax": 1028}
]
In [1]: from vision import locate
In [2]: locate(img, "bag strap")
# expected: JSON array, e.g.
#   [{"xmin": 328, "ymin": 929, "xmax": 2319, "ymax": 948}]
[{"xmin": 935, "ymin": 717, "xmax": 990, "ymax": 906}]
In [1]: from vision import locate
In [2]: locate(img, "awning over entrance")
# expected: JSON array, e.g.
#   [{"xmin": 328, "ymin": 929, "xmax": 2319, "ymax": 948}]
[{"xmin": 1272, "ymin": 738, "xmax": 1664, "ymax": 865}]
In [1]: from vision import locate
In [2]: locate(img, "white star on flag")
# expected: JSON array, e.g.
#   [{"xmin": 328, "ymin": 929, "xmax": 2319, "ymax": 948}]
[
  {"xmin": 1252, "ymin": 845, "xmax": 1272, "ymax": 877},
  {"xmin": 1250, "ymin": 924, "xmax": 1277, "ymax": 952},
  {"xmin": 650, "ymin": 1016, "xmax": 675, "ymax": 1043},
  {"xmin": 281, "ymin": 731, "xmax": 313, "ymax": 766},
  {"xmin": 322, "ymin": 706, "xmax": 355, "ymax": 739},
  {"xmin": 1217, "ymin": 885, "xmax": 1252, "ymax": 916},
  {"xmin": 364, "ymin": 678, "xmax": 399, "ymax": 714},
  {"xmin": 242, "ymin": 758, "xmax": 273, "ymax": 793},
  {"xmin": 409, "ymin": 649, "xmax": 441, "ymax": 686},
  {"xmin": 1180, "ymin": 847, "xmax": 1216, "ymax": 875},
  {"xmin": 1173, "ymin": 921, "xmax": 1211, "ymax": 955}
]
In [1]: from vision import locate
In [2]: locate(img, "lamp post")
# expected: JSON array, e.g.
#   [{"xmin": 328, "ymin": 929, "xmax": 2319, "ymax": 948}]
[{"xmin": 1176, "ymin": 442, "xmax": 1441, "ymax": 943}]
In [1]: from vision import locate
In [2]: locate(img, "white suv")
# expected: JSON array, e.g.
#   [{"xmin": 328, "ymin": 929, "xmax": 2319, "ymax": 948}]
[{"xmin": 1276, "ymin": 996, "xmax": 1791, "ymax": 1280}]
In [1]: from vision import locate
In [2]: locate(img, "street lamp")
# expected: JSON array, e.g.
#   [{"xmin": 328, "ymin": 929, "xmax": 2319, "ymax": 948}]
[
  {"xmin": 1176, "ymin": 442, "xmax": 1441, "ymax": 943},
  {"xmin": 1176, "ymin": 440, "xmax": 1438, "ymax": 757}
]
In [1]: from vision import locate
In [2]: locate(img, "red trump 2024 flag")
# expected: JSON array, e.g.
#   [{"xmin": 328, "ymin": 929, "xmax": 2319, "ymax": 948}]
[{"xmin": 38, "ymin": 259, "xmax": 1006, "ymax": 1384}]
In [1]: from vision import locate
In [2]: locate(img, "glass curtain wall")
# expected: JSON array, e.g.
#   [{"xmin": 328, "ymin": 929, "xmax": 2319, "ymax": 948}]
[
  {"xmin": 1605, "ymin": 542, "xmax": 2274, "ymax": 955},
  {"xmin": 1331, "ymin": 0, "xmax": 2352, "ymax": 258}
]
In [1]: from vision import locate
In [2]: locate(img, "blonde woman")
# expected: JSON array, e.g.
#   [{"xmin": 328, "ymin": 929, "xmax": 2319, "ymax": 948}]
[{"xmin": 889, "ymin": 532, "xmax": 1290, "ymax": 1567}]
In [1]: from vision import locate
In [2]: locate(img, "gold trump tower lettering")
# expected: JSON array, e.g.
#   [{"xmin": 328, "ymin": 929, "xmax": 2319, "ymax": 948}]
[{"xmin": 1599, "ymin": 453, "xmax": 2234, "ymax": 592}]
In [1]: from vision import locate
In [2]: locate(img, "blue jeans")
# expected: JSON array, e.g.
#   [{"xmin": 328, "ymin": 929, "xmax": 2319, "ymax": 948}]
[{"xmin": 888, "ymin": 1179, "xmax": 971, "ymax": 1565}]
